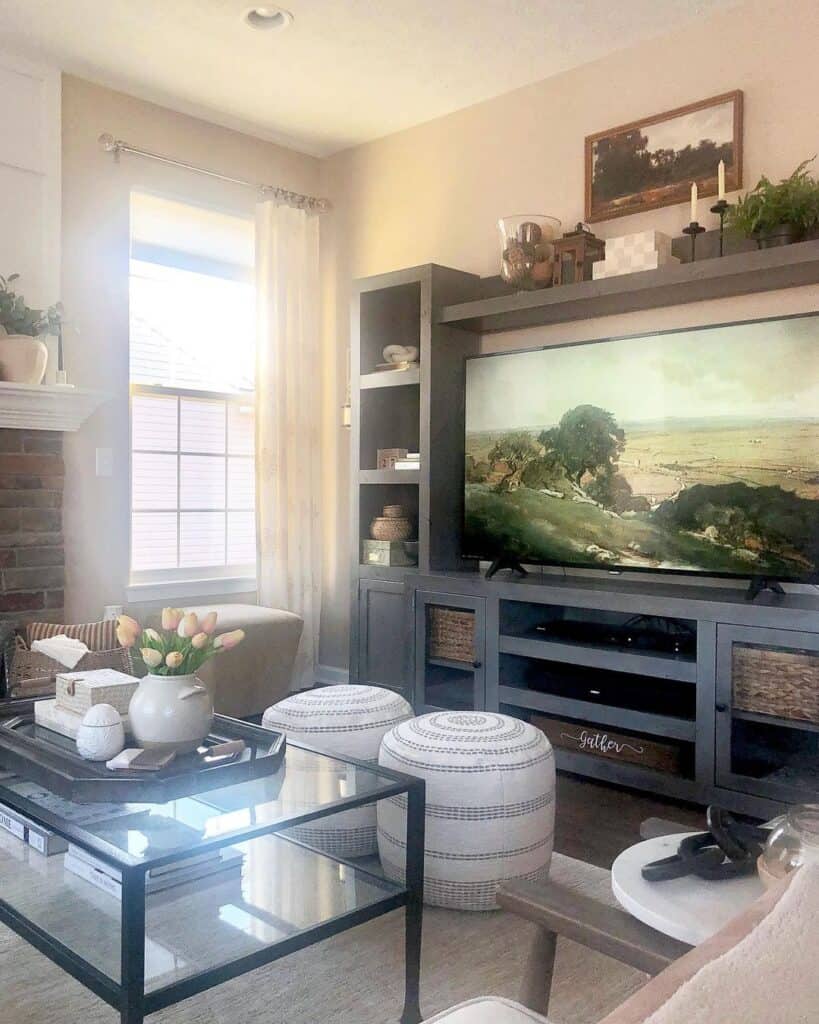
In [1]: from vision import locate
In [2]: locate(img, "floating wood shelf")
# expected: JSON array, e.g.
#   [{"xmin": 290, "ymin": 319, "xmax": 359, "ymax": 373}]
[
  {"xmin": 499, "ymin": 633, "xmax": 697, "ymax": 683},
  {"xmin": 497, "ymin": 684, "xmax": 697, "ymax": 742},
  {"xmin": 0, "ymin": 381, "xmax": 110, "ymax": 431},
  {"xmin": 359, "ymin": 367, "xmax": 420, "ymax": 389},
  {"xmin": 359, "ymin": 469, "xmax": 420, "ymax": 484},
  {"xmin": 439, "ymin": 239, "xmax": 819, "ymax": 334}
]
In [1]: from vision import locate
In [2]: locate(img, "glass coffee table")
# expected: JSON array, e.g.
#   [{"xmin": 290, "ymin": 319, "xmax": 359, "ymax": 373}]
[{"xmin": 0, "ymin": 738, "xmax": 426, "ymax": 1024}]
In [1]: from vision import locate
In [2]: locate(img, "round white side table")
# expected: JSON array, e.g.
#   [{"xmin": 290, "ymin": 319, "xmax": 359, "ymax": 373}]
[{"xmin": 611, "ymin": 832, "xmax": 765, "ymax": 945}]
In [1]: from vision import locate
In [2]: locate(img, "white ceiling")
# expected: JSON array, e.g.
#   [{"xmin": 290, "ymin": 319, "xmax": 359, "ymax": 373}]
[{"xmin": 0, "ymin": 0, "xmax": 740, "ymax": 157}]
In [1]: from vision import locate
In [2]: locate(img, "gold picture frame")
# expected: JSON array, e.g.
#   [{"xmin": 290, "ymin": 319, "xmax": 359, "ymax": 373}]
[{"xmin": 585, "ymin": 90, "xmax": 743, "ymax": 223}]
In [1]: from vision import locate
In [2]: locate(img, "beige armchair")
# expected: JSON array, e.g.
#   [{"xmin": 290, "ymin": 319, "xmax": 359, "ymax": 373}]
[{"xmin": 162, "ymin": 604, "xmax": 303, "ymax": 719}]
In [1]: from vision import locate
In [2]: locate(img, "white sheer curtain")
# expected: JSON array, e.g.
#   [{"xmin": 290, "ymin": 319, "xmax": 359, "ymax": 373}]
[{"xmin": 255, "ymin": 201, "xmax": 321, "ymax": 690}]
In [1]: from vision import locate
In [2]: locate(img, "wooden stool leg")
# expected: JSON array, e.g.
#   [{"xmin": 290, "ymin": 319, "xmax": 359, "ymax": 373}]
[{"xmin": 522, "ymin": 925, "xmax": 558, "ymax": 1016}]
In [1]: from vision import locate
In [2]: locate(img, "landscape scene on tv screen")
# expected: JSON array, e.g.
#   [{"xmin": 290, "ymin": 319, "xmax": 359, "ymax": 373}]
[{"xmin": 464, "ymin": 315, "xmax": 819, "ymax": 580}]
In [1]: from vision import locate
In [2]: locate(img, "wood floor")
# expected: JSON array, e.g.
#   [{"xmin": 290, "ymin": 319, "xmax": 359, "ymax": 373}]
[{"xmin": 554, "ymin": 772, "xmax": 705, "ymax": 869}]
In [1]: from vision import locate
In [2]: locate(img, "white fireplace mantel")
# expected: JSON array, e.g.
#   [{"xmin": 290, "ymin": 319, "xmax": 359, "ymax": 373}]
[{"xmin": 0, "ymin": 381, "xmax": 111, "ymax": 431}]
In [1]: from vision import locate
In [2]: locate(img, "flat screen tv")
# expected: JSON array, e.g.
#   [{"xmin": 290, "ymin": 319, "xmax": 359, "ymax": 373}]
[{"xmin": 463, "ymin": 313, "xmax": 819, "ymax": 584}]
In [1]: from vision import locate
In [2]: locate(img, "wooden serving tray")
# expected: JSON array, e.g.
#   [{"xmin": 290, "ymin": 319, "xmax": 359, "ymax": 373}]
[{"xmin": 0, "ymin": 713, "xmax": 286, "ymax": 803}]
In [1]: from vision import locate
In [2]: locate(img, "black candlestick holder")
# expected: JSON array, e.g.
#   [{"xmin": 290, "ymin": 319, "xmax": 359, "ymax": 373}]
[
  {"xmin": 710, "ymin": 199, "xmax": 730, "ymax": 256},
  {"xmin": 682, "ymin": 221, "xmax": 706, "ymax": 262}
]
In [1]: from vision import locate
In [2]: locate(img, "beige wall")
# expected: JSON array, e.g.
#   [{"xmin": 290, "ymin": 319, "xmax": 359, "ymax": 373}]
[
  {"xmin": 318, "ymin": 0, "xmax": 819, "ymax": 670},
  {"xmin": 60, "ymin": 75, "xmax": 321, "ymax": 624}
]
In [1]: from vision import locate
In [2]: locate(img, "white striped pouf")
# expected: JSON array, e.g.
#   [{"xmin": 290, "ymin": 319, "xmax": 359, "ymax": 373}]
[
  {"xmin": 377, "ymin": 712, "xmax": 555, "ymax": 910},
  {"xmin": 262, "ymin": 685, "xmax": 413, "ymax": 857}
]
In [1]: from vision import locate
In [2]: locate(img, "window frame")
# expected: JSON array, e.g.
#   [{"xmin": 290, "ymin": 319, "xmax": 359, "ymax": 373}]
[
  {"xmin": 127, "ymin": 192, "xmax": 257, "ymax": 600},
  {"xmin": 128, "ymin": 384, "xmax": 257, "ymax": 597}
]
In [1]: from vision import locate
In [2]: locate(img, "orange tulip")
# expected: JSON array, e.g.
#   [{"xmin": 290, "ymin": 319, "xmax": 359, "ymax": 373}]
[
  {"xmin": 213, "ymin": 629, "xmax": 245, "ymax": 651},
  {"xmin": 165, "ymin": 651, "xmax": 184, "ymax": 669},
  {"xmin": 191, "ymin": 632, "xmax": 209, "ymax": 650},
  {"xmin": 177, "ymin": 612, "xmax": 199, "ymax": 638},
  {"xmin": 200, "ymin": 611, "xmax": 218, "ymax": 635},
  {"xmin": 116, "ymin": 614, "xmax": 141, "ymax": 648}
]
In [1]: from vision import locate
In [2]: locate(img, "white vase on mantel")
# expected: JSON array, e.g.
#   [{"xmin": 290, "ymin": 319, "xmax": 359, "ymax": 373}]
[
  {"xmin": 128, "ymin": 673, "xmax": 214, "ymax": 754},
  {"xmin": 0, "ymin": 325, "xmax": 48, "ymax": 384}
]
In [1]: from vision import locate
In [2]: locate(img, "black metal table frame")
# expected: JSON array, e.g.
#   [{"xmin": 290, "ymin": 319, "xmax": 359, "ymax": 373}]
[{"xmin": 0, "ymin": 739, "xmax": 427, "ymax": 1024}]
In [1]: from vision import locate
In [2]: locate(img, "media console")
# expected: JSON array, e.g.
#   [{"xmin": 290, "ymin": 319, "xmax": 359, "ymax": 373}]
[
  {"xmin": 401, "ymin": 572, "xmax": 819, "ymax": 818},
  {"xmin": 348, "ymin": 255, "xmax": 819, "ymax": 818}
]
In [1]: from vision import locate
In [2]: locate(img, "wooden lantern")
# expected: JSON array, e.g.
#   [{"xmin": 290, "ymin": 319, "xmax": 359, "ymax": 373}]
[{"xmin": 552, "ymin": 223, "xmax": 606, "ymax": 286}]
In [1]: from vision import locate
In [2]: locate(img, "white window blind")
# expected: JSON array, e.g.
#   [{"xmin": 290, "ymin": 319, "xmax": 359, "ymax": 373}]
[{"xmin": 129, "ymin": 191, "xmax": 256, "ymax": 584}]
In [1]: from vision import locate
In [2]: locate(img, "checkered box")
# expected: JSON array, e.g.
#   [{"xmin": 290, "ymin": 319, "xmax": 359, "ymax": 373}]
[{"xmin": 594, "ymin": 230, "xmax": 680, "ymax": 279}]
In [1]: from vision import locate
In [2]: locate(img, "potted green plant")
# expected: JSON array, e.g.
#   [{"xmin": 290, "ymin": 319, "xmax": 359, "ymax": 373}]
[
  {"xmin": 726, "ymin": 158, "xmax": 819, "ymax": 248},
  {"xmin": 0, "ymin": 273, "xmax": 63, "ymax": 384}
]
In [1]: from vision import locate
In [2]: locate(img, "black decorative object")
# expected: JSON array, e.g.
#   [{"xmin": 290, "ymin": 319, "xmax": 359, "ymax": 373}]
[
  {"xmin": 0, "ymin": 713, "xmax": 286, "ymax": 803},
  {"xmin": 642, "ymin": 806, "xmax": 770, "ymax": 882},
  {"xmin": 682, "ymin": 221, "xmax": 706, "ymax": 261},
  {"xmin": 710, "ymin": 199, "xmax": 730, "ymax": 256},
  {"xmin": 485, "ymin": 554, "xmax": 529, "ymax": 580}
]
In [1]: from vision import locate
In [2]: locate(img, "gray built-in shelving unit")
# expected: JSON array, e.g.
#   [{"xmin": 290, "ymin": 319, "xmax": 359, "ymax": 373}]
[{"xmin": 350, "ymin": 242, "xmax": 819, "ymax": 817}]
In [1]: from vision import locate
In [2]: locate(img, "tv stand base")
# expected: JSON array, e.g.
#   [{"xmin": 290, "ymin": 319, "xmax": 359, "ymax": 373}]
[
  {"xmin": 486, "ymin": 555, "xmax": 528, "ymax": 580},
  {"xmin": 745, "ymin": 577, "xmax": 786, "ymax": 601}
]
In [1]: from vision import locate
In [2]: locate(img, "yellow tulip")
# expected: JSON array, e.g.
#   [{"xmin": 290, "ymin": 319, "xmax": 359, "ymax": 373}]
[
  {"xmin": 141, "ymin": 647, "xmax": 163, "ymax": 669},
  {"xmin": 165, "ymin": 651, "xmax": 184, "ymax": 669},
  {"xmin": 116, "ymin": 614, "xmax": 141, "ymax": 648},
  {"xmin": 177, "ymin": 612, "xmax": 199, "ymax": 638},
  {"xmin": 161, "ymin": 607, "xmax": 184, "ymax": 631},
  {"xmin": 191, "ymin": 632, "xmax": 209, "ymax": 650}
]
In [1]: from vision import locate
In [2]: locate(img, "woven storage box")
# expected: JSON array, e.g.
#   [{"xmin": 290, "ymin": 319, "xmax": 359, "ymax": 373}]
[
  {"xmin": 9, "ymin": 646, "xmax": 132, "ymax": 699},
  {"xmin": 55, "ymin": 667, "xmax": 138, "ymax": 716},
  {"xmin": 428, "ymin": 607, "xmax": 475, "ymax": 664},
  {"xmin": 733, "ymin": 644, "xmax": 819, "ymax": 725}
]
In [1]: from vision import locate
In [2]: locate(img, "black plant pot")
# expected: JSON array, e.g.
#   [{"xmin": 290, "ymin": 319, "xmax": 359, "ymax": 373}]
[{"xmin": 754, "ymin": 223, "xmax": 800, "ymax": 249}]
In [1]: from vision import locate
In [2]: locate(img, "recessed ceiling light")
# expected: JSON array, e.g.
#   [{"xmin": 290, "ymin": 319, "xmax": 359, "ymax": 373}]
[{"xmin": 243, "ymin": 6, "xmax": 293, "ymax": 31}]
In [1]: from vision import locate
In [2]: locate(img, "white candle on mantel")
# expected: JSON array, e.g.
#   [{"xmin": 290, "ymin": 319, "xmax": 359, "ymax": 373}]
[
  {"xmin": 718, "ymin": 160, "xmax": 726, "ymax": 200},
  {"xmin": 690, "ymin": 182, "xmax": 698, "ymax": 223}
]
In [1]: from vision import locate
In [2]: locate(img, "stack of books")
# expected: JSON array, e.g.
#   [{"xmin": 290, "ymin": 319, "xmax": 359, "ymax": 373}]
[
  {"xmin": 64, "ymin": 844, "xmax": 244, "ymax": 900},
  {"xmin": 394, "ymin": 451, "xmax": 420, "ymax": 471},
  {"xmin": 0, "ymin": 798, "xmax": 69, "ymax": 856},
  {"xmin": 34, "ymin": 668, "xmax": 138, "ymax": 739}
]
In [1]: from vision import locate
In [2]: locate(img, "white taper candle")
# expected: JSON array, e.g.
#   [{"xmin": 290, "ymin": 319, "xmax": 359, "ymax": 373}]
[
  {"xmin": 718, "ymin": 160, "xmax": 726, "ymax": 200},
  {"xmin": 690, "ymin": 182, "xmax": 698, "ymax": 223}
]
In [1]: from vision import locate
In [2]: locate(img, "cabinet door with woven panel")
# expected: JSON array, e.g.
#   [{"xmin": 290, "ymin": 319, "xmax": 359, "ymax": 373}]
[
  {"xmin": 414, "ymin": 592, "xmax": 486, "ymax": 713},
  {"xmin": 716, "ymin": 625, "xmax": 819, "ymax": 806}
]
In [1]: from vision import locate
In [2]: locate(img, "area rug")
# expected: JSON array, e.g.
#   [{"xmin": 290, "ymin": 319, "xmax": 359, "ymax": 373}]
[{"xmin": 1, "ymin": 855, "xmax": 644, "ymax": 1024}]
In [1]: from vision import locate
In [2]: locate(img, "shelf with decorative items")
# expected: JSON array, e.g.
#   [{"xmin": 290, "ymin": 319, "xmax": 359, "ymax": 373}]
[
  {"xmin": 439, "ymin": 238, "xmax": 819, "ymax": 334},
  {"xmin": 349, "ymin": 264, "xmax": 482, "ymax": 691}
]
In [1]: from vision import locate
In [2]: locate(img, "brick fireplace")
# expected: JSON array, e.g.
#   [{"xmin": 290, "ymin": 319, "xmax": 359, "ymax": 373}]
[{"xmin": 0, "ymin": 429, "xmax": 65, "ymax": 623}]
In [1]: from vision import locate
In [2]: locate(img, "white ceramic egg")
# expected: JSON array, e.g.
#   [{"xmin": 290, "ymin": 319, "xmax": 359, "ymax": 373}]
[{"xmin": 76, "ymin": 703, "xmax": 126, "ymax": 762}]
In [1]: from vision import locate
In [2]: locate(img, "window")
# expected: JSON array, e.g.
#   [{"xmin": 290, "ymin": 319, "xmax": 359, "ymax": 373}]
[{"xmin": 129, "ymin": 192, "xmax": 256, "ymax": 589}]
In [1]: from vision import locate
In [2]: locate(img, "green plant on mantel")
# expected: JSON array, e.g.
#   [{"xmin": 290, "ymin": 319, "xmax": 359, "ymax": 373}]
[
  {"xmin": 726, "ymin": 158, "xmax": 819, "ymax": 243},
  {"xmin": 0, "ymin": 273, "xmax": 63, "ymax": 336}
]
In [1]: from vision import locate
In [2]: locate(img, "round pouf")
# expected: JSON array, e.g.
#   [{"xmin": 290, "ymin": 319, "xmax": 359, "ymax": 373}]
[
  {"xmin": 263, "ymin": 685, "xmax": 412, "ymax": 857},
  {"xmin": 378, "ymin": 711, "xmax": 555, "ymax": 910}
]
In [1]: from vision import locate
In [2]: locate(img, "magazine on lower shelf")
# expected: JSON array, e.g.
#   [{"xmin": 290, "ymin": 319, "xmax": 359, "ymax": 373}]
[{"xmin": 65, "ymin": 843, "xmax": 244, "ymax": 900}]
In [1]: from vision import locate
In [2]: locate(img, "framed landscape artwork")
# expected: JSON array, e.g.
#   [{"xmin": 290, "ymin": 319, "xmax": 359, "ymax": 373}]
[{"xmin": 585, "ymin": 90, "xmax": 743, "ymax": 222}]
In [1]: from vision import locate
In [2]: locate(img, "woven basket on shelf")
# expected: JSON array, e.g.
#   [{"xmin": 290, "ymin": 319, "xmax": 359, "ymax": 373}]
[
  {"xmin": 428, "ymin": 607, "xmax": 475, "ymax": 664},
  {"xmin": 8, "ymin": 644, "xmax": 132, "ymax": 700},
  {"xmin": 732, "ymin": 644, "xmax": 819, "ymax": 725}
]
